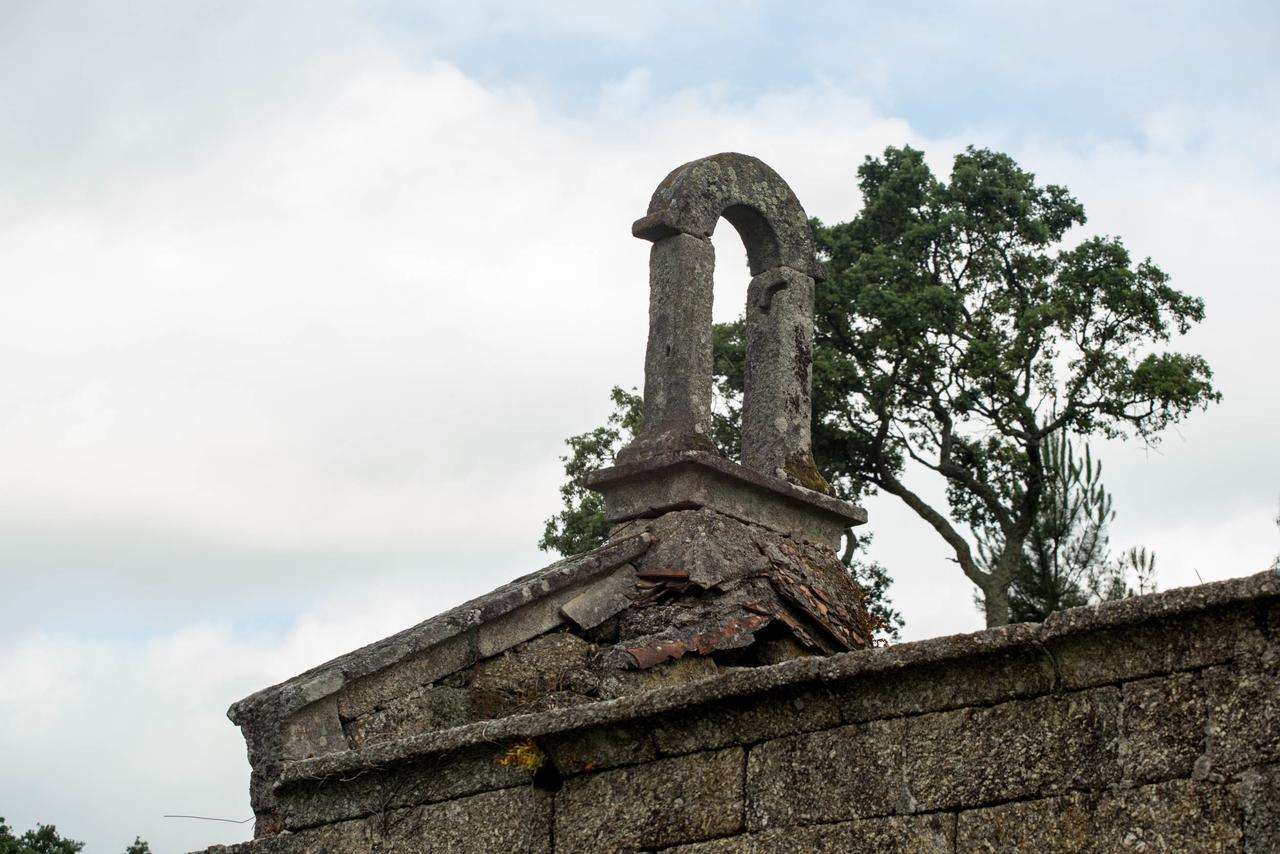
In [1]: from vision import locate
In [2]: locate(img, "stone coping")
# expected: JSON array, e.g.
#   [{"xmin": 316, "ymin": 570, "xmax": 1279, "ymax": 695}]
[
  {"xmin": 280, "ymin": 567, "xmax": 1279, "ymax": 786},
  {"xmin": 585, "ymin": 450, "xmax": 866, "ymax": 526},
  {"xmin": 228, "ymin": 534, "xmax": 652, "ymax": 726}
]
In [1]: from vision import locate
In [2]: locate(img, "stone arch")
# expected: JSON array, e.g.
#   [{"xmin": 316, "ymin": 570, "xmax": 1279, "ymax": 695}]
[
  {"xmin": 631, "ymin": 153, "xmax": 823, "ymax": 280},
  {"xmin": 621, "ymin": 153, "xmax": 829, "ymax": 492}
]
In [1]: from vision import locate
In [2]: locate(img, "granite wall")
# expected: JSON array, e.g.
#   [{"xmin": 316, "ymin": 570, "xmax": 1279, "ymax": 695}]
[{"xmin": 201, "ymin": 569, "xmax": 1279, "ymax": 853}]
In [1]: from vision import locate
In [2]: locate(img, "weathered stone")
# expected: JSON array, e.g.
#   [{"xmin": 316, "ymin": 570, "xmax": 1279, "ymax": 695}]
[
  {"xmin": 1093, "ymin": 779, "xmax": 1242, "ymax": 852},
  {"xmin": 957, "ymin": 791, "xmax": 1094, "ymax": 853},
  {"xmin": 591, "ymin": 152, "xmax": 862, "ymax": 545},
  {"xmin": 476, "ymin": 594, "xmax": 569, "ymax": 660},
  {"xmin": 958, "ymin": 781, "xmax": 1243, "ymax": 852},
  {"xmin": 598, "ymin": 653, "xmax": 722, "ymax": 699},
  {"xmin": 278, "ymin": 746, "xmax": 528, "ymax": 830},
  {"xmin": 620, "ymin": 231, "xmax": 717, "ymax": 461},
  {"xmin": 200, "ymin": 816, "xmax": 369, "ymax": 853},
  {"xmin": 542, "ymin": 721, "xmax": 657, "ymax": 776},
  {"xmin": 1119, "ymin": 671, "xmax": 1206, "ymax": 783},
  {"xmin": 631, "ymin": 152, "xmax": 822, "ymax": 280},
  {"xmin": 652, "ymin": 684, "xmax": 841, "ymax": 756},
  {"xmin": 1233, "ymin": 763, "xmax": 1280, "ymax": 853},
  {"xmin": 559, "ymin": 564, "xmax": 637, "ymax": 630},
  {"xmin": 281, "ymin": 697, "xmax": 347, "ymax": 761},
  {"xmin": 745, "ymin": 719, "xmax": 905, "ymax": 829},
  {"xmin": 637, "ymin": 509, "xmax": 771, "ymax": 589},
  {"xmin": 742, "ymin": 265, "xmax": 819, "ymax": 485},
  {"xmin": 665, "ymin": 813, "xmax": 954, "ymax": 853},
  {"xmin": 833, "ymin": 625, "xmax": 1053, "ymax": 722},
  {"xmin": 1044, "ymin": 604, "xmax": 1255, "ymax": 690},
  {"xmin": 203, "ymin": 786, "xmax": 552, "ymax": 854},
  {"xmin": 344, "ymin": 686, "xmax": 470, "ymax": 750},
  {"xmin": 587, "ymin": 449, "xmax": 862, "ymax": 548},
  {"xmin": 554, "ymin": 748, "xmax": 744, "ymax": 852},
  {"xmin": 337, "ymin": 631, "xmax": 479, "ymax": 722},
  {"xmin": 903, "ymin": 688, "xmax": 1119, "ymax": 811},
  {"xmin": 1204, "ymin": 660, "xmax": 1280, "ymax": 775},
  {"xmin": 469, "ymin": 631, "xmax": 594, "ymax": 720}
]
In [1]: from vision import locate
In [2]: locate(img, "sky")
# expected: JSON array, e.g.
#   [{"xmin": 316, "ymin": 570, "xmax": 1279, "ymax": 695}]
[{"xmin": 1, "ymin": 1, "xmax": 1277, "ymax": 850}]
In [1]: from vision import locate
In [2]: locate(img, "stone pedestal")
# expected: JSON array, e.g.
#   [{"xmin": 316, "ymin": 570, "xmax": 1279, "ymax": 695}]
[{"xmin": 586, "ymin": 450, "xmax": 864, "ymax": 550}]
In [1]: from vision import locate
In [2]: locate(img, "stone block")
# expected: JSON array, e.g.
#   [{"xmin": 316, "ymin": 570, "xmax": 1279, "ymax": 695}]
[
  {"xmin": 1093, "ymin": 779, "xmax": 1242, "ymax": 852},
  {"xmin": 957, "ymin": 792, "xmax": 1094, "ymax": 853},
  {"xmin": 377, "ymin": 786, "xmax": 552, "ymax": 853},
  {"xmin": 554, "ymin": 748, "xmax": 743, "ymax": 852},
  {"xmin": 957, "ymin": 781, "xmax": 1243, "ymax": 853},
  {"xmin": 278, "ymin": 745, "xmax": 528, "ymax": 831},
  {"xmin": 281, "ymin": 697, "xmax": 348, "ymax": 761},
  {"xmin": 1233, "ymin": 763, "xmax": 1280, "ymax": 854},
  {"xmin": 542, "ymin": 722, "xmax": 657, "ymax": 776},
  {"xmin": 1204, "ymin": 661, "xmax": 1280, "ymax": 775},
  {"xmin": 833, "ymin": 641, "xmax": 1055, "ymax": 723},
  {"xmin": 903, "ymin": 688, "xmax": 1118, "ymax": 811},
  {"xmin": 337, "ymin": 631, "xmax": 478, "ymax": 720},
  {"xmin": 1045, "ymin": 609, "xmax": 1246, "ymax": 689},
  {"xmin": 666, "ymin": 813, "xmax": 954, "ymax": 853},
  {"xmin": 1119, "ymin": 671, "xmax": 1206, "ymax": 783},
  {"xmin": 559, "ymin": 564, "xmax": 636, "ymax": 630},
  {"xmin": 652, "ymin": 684, "xmax": 841, "ymax": 756},
  {"xmin": 204, "ymin": 786, "xmax": 552, "ymax": 854},
  {"xmin": 587, "ymin": 451, "xmax": 863, "ymax": 549},
  {"xmin": 468, "ymin": 631, "xmax": 593, "ymax": 720},
  {"xmin": 344, "ymin": 686, "xmax": 470, "ymax": 750},
  {"xmin": 745, "ymin": 718, "xmax": 905, "ymax": 829},
  {"xmin": 199, "ymin": 816, "xmax": 369, "ymax": 853},
  {"xmin": 477, "ymin": 595, "xmax": 571, "ymax": 660}
]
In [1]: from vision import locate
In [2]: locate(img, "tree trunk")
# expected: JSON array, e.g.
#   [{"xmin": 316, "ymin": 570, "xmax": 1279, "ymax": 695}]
[
  {"xmin": 982, "ymin": 540, "xmax": 1024, "ymax": 627},
  {"xmin": 981, "ymin": 581, "xmax": 1012, "ymax": 628}
]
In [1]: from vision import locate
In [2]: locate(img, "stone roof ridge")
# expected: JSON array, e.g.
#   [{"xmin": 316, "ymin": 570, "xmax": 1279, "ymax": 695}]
[{"xmin": 227, "ymin": 533, "xmax": 652, "ymax": 725}]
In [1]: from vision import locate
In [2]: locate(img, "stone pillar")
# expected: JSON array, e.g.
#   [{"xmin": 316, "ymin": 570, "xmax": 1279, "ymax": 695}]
[
  {"xmin": 742, "ymin": 266, "xmax": 818, "ymax": 485},
  {"xmin": 620, "ymin": 232, "xmax": 717, "ymax": 462}
]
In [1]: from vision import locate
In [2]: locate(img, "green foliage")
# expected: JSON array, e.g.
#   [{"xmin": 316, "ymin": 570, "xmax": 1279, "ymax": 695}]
[
  {"xmin": 0, "ymin": 818, "xmax": 149, "ymax": 854},
  {"xmin": 538, "ymin": 387, "xmax": 642, "ymax": 557},
  {"xmin": 975, "ymin": 432, "xmax": 1157, "ymax": 622},
  {"xmin": 0, "ymin": 819, "xmax": 84, "ymax": 854},
  {"xmin": 841, "ymin": 532, "xmax": 902, "ymax": 639},
  {"xmin": 1092, "ymin": 545, "xmax": 1158, "ymax": 602},
  {"xmin": 979, "ymin": 433, "xmax": 1110, "ymax": 622},
  {"xmin": 796, "ymin": 144, "xmax": 1217, "ymax": 625}
]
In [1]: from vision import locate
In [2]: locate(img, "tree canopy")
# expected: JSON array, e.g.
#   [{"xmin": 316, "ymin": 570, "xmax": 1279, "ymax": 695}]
[
  {"xmin": 0, "ymin": 818, "xmax": 150, "ymax": 854},
  {"xmin": 756, "ymin": 145, "xmax": 1215, "ymax": 625}
]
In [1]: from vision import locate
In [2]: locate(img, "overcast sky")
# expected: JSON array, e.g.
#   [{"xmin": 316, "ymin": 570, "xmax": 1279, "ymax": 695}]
[{"xmin": 2, "ymin": 2, "xmax": 1278, "ymax": 851}]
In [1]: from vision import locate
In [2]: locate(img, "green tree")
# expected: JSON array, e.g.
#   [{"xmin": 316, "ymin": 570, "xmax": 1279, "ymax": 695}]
[
  {"xmin": 973, "ymin": 432, "xmax": 1158, "ymax": 622},
  {"xmin": 538, "ymin": 386, "xmax": 642, "ymax": 558},
  {"xmin": 0, "ymin": 818, "xmax": 150, "ymax": 854},
  {"xmin": 978, "ymin": 432, "xmax": 1110, "ymax": 622},
  {"xmin": 793, "ymin": 145, "xmax": 1215, "ymax": 626},
  {"xmin": 0, "ymin": 819, "xmax": 83, "ymax": 854}
]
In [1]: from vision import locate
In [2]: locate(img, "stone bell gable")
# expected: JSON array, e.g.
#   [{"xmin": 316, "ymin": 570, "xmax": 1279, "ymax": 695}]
[{"xmin": 196, "ymin": 155, "xmax": 1280, "ymax": 853}]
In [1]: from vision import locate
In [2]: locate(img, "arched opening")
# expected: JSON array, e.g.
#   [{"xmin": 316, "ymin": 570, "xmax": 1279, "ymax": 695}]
[{"xmin": 709, "ymin": 213, "xmax": 756, "ymax": 460}]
